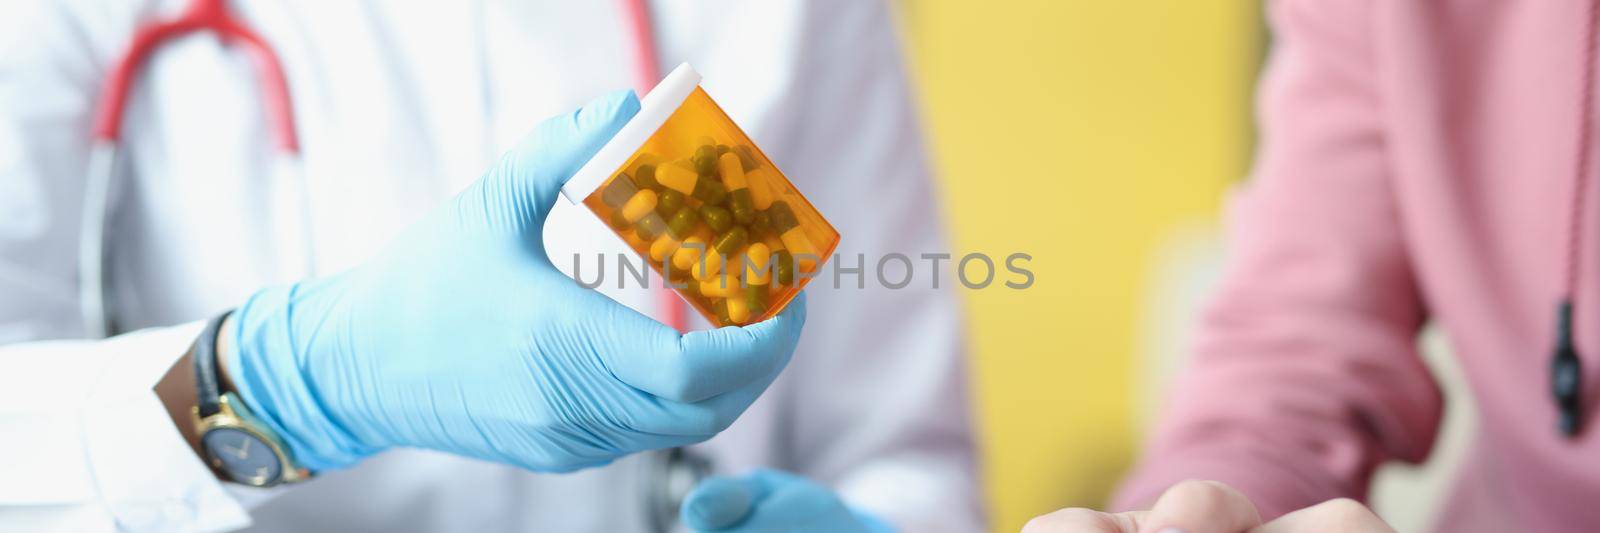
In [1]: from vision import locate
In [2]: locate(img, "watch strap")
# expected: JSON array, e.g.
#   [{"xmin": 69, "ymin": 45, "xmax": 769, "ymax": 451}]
[{"xmin": 193, "ymin": 311, "xmax": 232, "ymax": 418}]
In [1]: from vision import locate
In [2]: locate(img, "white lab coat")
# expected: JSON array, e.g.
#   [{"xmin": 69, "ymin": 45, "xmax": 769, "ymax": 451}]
[{"xmin": 0, "ymin": 0, "xmax": 981, "ymax": 532}]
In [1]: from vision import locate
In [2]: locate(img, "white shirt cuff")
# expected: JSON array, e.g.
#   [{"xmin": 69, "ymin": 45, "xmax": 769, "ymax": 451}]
[{"xmin": 0, "ymin": 322, "xmax": 255, "ymax": 532}]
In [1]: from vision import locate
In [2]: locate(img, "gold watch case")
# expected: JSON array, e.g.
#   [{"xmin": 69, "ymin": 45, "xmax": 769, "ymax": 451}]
[{"xmin": 191, "ymin": 393, "xmax": 311, "ymax": 487}]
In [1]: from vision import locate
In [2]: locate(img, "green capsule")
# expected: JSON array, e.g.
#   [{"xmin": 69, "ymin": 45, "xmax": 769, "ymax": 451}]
[
  {"xmin": 692, "ymin": 176, "xmax": 727, "ymax": 205},
  {"xmin": 665, "ymin": 260, "xmax": 695, "ymax": 289},
  {"xmin": 657, "ymin": 189, "xmax": 686, "ymax": 217},
  {"xmin": 633, "ymin": 212, "xmax": 668, "ymax": 241},
  {"xmin": 667, "ymin": 206, "xmax": 700, "ymax": 239},
  {"xmin": 600, "ymin": 174, "xmax": 639, "ymax": 208},
  {"xmin": 714, "ymin": 226, "xmax": 748, "ymax": 256},
  {"xmin": 713, "ymin": 298, "xmax": 732, "ymax": 326},
  {"xmin": 775, "ymin": 249, "xmax": 796, "ymax": 286},
  {"xmin": 699, "ymin": 205, "xmax": 733, "ymax": 233},
  {"xmin": 749, "ymin": 210, "xmax": 772, "ymax": 238},
  {"xmin": 734, "ymin": 145, "xmax": 760, "ymax": 172},
  {"xmin": 730, "ymin": 189, "xmax": 755, "ymax": 225},
  {"xmin": 744, "ymin": 284, "xmax": 768, "ymax": 315},
  {"xmin": 693, "ymin": 145, "xmax": 719, "ymax": 176},
  {"xmin": 607, "ymin": 209, "xmax": 632, "ymax": 231},
  {"xmin": 635, "ymin": 164, "xmax": 660, "ymax": 190},
  {"xmin": 767, "ymin": 201, "xmax": 800, "ymax": 233}
]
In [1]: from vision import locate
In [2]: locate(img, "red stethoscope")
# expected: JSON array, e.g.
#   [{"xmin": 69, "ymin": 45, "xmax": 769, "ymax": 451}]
[{"xmin": 81, "ymin": 0, "xmax": 687, "ymax": 337}]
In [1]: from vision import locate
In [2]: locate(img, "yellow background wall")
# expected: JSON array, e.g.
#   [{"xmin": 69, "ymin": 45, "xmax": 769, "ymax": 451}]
[{"xmin": 898, "ymin": 2, "xmax": 1263, "ymax": 530}]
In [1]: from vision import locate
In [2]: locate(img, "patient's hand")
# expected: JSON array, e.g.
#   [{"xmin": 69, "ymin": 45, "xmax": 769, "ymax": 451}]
[{"xmin": 1021, "ymin": 480, "xmax": 1394, "ymax": 533}]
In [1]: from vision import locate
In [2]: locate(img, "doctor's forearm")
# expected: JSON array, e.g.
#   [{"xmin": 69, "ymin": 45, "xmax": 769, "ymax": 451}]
[
  {"xmin": 155, "ymin": 349, "xmax": 210, "ymax": 473},
  {"xmin": 153, "ymin": 315, "xmax": 239, "ymax": 481}
]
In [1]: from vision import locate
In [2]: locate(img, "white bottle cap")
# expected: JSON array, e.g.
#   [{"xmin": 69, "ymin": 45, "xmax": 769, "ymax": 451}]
[{"xmin": 562, "ymin": 63, "xmax": 703, "ymax": 204}]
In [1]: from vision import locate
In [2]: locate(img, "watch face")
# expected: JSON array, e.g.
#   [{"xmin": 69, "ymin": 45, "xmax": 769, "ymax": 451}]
[{"xmin": 203, "ymin": 427, "xmax": 283, "ymax": 486}]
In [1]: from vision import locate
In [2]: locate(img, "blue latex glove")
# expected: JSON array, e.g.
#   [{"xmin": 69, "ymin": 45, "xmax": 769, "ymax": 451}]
[
  {"xmin": 681, "ymin": 469, "xmax": 895, "ymax": 533},
  {"xmin": 224, "ymin": 90, "xmax": 807, "ymax": 473}
]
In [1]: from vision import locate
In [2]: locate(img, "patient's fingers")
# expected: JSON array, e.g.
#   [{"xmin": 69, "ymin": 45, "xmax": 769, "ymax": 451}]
[
  {"xmin": 1138, "ymin": 479, "xmax": 1261, "ymax": 533},
  {"xmin": 1021, "ymin": 508, "xmax": 1146, "ymax": 532},
  {"xmin": 1249, "ymin": 498, "xmax": 1393, "ymax": 533}
]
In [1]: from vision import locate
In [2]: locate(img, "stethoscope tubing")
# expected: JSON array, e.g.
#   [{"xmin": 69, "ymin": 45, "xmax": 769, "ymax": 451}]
[
  {"xmin": 77, "ymin": 144, "xmax": 116, "ymax": 339},
  {"xmin": 81, "ymin": 0, "xmax": 300, "ymax": 338}
]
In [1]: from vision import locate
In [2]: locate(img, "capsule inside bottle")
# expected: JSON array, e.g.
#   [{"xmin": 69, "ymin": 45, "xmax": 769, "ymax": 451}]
[{"xmin": 567, "ymin": 65, "xmax": 839, "ymax": 327}]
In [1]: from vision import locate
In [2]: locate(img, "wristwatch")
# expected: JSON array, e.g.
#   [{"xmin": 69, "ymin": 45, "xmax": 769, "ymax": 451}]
[{"xmin": 190, "ymin": 312, "xmax": 310, "ymax": 487}]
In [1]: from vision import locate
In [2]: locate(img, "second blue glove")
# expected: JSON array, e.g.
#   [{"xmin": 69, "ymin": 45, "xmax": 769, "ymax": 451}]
[{"xmin": 681, "ymin": 469, "xmax": 894, "ymax": 533}]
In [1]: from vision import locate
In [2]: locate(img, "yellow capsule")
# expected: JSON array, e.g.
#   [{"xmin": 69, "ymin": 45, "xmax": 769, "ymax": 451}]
[
  {"xmin": 620, "ymin": 189, "xmax": 658, "ymax": 223},
  {"xmin": 650, "ymin": 234, "xmax": 682, "ymax": 262},
  {"xmin": 762, "ymin": 233, "xmax": 785, "ymax": 253},
  {"xmin": 692, "ymin": 251, "xmax": 725, "ymax": 281},
  {"xmin": 672, "ymin": 235, "xmax": 709, "ymax": 271},
  {"xmin": 725, "ymin": 259, "xmax": 747, "ymax": 277},
  {"xmin": 744, "ymin": 243, "xmax": 773, "ymax": 285},
  {"xmin": 747, "ymin": 168, "xmax": 777, "ymax": 210},
  {"xmin": 726, "ymin": 293, "xmax": 751, "ymax": 324},
  {"xmin": 700, "ymin": 277, "xmax": 738, "ymax": 298},
  {"xmin": 787, "ymin": 196, "xmax": 834, "ymax": 247},
  {"xmin": 805, "ymin": 224, "xmax": 832, "ymax": 253},
  {"xmin": 780, "ymin": 227, "xmax": 819, "ymax": 272},
  {"xmin": 719, "ymin": 153, "xmax": 747, "ymax": 190},
  {"xmin": 656, "ymin": 162, "xmax": 700, "ymax": 195}
]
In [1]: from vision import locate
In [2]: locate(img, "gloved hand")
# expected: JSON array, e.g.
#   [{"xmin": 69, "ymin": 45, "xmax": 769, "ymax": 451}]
[
  {"xmin": 680, "ymin": 469, "xmax": 894, "ymax": 533},
  {"xmin": 224, "ymin": 90, "xmax": 807, "ymax": 473}
]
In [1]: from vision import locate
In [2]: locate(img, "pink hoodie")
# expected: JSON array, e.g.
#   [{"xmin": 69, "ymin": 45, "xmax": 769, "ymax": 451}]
[{"xmin": 1113, "ymin": 1, "xmax": 1600, "ymax": 531}]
